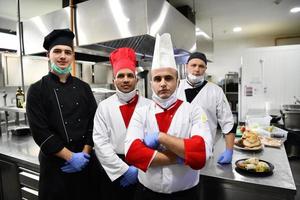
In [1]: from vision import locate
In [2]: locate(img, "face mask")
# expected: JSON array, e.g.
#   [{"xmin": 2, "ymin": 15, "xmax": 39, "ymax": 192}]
[
  {"xmin": 115, "ymin": 87, "xmax": 137, "ymax": 102},
  {"xmin": 187, "ymin": 73, "xmax": 204, "ymax": 84},
  {"xmin": 152, "ymin": 89, "xmax": 177, "ymax": 109},
  {"xmin": 51, "ymin": 63, "xmax": 72, "ymax": 75}
]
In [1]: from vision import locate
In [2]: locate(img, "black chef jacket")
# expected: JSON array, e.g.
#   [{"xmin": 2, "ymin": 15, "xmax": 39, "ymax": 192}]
[
  {"xmin": 26, "ymin": 72, "xmax": 97, "ymax": 155},
  {"xmin": 26, "ymin": 72, "xmax": 101, "ymax": 200}
]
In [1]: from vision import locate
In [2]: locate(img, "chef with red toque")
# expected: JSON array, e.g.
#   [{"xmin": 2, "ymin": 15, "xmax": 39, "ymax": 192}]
[{"xmin": 93, "ymin": 47, "xmax": 151, "ymax": 200}]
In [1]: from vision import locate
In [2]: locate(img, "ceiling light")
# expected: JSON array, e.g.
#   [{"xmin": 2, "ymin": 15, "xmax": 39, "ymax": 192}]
[
  {"xmin": 290, "ymin": 7, "xmax": 300, "ymax": 13},
  {"xmin": 233, "ymin": 27, "xmax": 242, "ymax": 32}
]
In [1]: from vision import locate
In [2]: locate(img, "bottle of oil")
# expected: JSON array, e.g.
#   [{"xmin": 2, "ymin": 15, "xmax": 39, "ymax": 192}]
[{"xmin": 16, "ymin": 86, "xmax": 25, "ymax": 108}]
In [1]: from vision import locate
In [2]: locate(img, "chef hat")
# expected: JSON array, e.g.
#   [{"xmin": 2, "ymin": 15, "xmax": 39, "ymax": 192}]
[
  {"xmin": 110, "ymin": 47, "xmax": 136, "ymax": 76},
  {"xmin": 151, "ymin": 33, "xmax": 177, "ymax": 71},
  {"xmin": 43, "ymin": 29, "xmax": 74, "ymax": 51}
]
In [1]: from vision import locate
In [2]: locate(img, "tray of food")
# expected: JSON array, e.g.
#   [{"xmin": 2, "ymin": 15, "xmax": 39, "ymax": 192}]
[
  {"xmin": 235, "ymin": 157, "xmax": 274, "ymax": 176},
  {"xmin": 259, "ymin": 136, "xmax": 283, "ymax": 148},
  {"xmin": 234, "ymin": 131, "xmax": 263, "ymax": 151}
]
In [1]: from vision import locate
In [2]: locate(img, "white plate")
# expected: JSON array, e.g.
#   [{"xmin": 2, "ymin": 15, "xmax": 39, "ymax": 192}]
[{"xmin": 234, "ymin": 139, "xmax": 263, "ymax": 151}]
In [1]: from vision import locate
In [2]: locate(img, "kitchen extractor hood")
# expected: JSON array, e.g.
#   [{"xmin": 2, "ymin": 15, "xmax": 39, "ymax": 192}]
[{"xmin": 22, "ymin": 0, "xmax": 196, "ymax": 61}]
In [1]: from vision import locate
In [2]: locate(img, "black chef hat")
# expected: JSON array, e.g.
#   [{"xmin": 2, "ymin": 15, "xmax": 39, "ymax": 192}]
[
  {"xmin": 43, "ymin": 29, "xmax": 74, "ymax": 51},
  {"xmin": 187, "ymin": 52, "xmax": 207, "ymax": 65}
]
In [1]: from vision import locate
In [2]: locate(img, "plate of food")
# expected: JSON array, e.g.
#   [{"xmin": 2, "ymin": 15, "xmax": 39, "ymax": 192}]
[
  {"xmin": 234, "ymin": 131, "xmax": 263, "ymax": 151},
  {"xmin": 235, "ymin": 157, "xmax": 274, "ymax": 176}
]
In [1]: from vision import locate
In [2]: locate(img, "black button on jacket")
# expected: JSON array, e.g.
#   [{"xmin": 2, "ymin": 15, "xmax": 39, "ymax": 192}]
[{"xmin": 26, "ymin": 72, "xmax": 97, "ymax": 155}]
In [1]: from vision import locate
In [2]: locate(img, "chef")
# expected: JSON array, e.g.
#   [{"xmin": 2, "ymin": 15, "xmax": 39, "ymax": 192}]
[
  {"xmin": 177, "ymin": 52, "xmax": 235, "ymax": 164},
  {"xmin": 124, "ymin": 33, "xmax": 212, "ymax": 200},
  {"xmin": 26, "ymin": 28, "xmax": 99, "ymax": 200},
  {"xmin": 93, "ymin": 47, "xmax": 151, "ymax": 200}
]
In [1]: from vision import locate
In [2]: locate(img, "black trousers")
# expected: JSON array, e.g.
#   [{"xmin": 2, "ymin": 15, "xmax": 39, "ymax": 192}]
[
  {"xmin": 134, "ymin": 182, "xmax": 200, "ymax": 200},
  {"xmin": 98, "ymin": 154, "xmax": 136, "ymax": 200},
  {"xmin": 38, "ymin": 150, "xmax": 102, "ymax": 200}
]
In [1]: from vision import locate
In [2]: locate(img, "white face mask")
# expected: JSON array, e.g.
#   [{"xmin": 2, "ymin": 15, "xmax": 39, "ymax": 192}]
[
  {"xmin": 115, "ymin": 87, "xmax": 137, "ymax": 102},
  {"xmin": 187, "ymin": 73, "xmax": 204, "ymax": 84},
  {"xmin": 152, "ymin": 90, "xmax": 177, "ymax": 109}
]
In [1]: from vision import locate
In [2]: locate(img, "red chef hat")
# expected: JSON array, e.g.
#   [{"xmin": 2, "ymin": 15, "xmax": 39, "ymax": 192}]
[{"xmin": 110, "ymin": 48, "xmax": 136, "ymax": 76}]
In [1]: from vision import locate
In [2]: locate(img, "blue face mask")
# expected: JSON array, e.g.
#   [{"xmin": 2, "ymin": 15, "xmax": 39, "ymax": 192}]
[{"xmin": 51, "ymin": 63, "xmax": 72, "ymax": 75}]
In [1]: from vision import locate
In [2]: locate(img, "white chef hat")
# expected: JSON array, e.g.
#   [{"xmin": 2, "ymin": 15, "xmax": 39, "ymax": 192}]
[{"xmin": 151, "ymin": 33, "xmax": 177, "ymax": 71}]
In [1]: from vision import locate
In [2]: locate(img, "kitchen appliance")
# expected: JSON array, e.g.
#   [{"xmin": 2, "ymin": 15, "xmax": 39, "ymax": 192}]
[
  {"xmin": 22, "ymin": 0, "xmax": 196, "ymax": 62},
  {"xmin": 281, "ymin": 104, "xmax": 300, "ymax": 131}
]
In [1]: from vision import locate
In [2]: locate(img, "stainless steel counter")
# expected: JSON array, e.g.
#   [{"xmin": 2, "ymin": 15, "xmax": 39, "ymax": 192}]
[
  {"xmin": 0, "ymin": 106, "xmax": 26, "ymax": 113},
  {"xmin": 246, "ymin": 108, "xmax": 281, "ymax": 116},
  {"xmin": 0, "ymin": 130, "xmax": 297, "ymax": 199},
  {"xmin": 200, "ymin": 135, "xmax": 297, "ymax": 200},
  {"xmin": 0, "ymin": 133, "xmax": 39, "ymax": 170}
]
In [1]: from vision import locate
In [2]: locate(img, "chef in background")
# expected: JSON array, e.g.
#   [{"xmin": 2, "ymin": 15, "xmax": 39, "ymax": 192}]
[
  {"xmin": 125, "ymin": 33, "xmax": 212, "ymax": 200},
  {"xmin": 177, "ymin": 52, "xmax": 235, "ymax": 164},
  {"xmin": 26, "ymin": 28, "xmax": 100, "ymax": 200},
  {"xmin": 93, "ymin": 47, "xmax": 151, "ymax": 200}
]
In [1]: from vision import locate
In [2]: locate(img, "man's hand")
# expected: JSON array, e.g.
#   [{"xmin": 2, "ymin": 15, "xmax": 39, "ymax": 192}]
[
  {"xmin": 120, "ymin": 166, "xmax": 138, "ymax": 187},
  {"xmin": 217, "ymin": 149, "xmax": 233, "ymax": 164},
  {"xmin": 144, "ymin": 132, "xmax": 160, "ymax": 149},
  {"xmin": 61, "ymin": 152, "xmax": 90, "ymax": 173},
  {"xmin": 61, "ymin": 163, "xmax": 78, "ymax": 173}
]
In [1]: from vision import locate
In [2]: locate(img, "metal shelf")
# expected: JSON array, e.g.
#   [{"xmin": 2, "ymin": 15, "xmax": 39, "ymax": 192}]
[{"xmin": 223, "ymin": 72, "xmax": 239, "ymax": 123}]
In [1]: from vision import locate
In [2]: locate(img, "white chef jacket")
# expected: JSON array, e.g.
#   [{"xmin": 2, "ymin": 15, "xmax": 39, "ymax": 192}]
[
  {"xmin": 93, "ymin": 94, "xmax": 151, "ymax": 181},
  {"xmin": 177, "ymin": 79, "xmax": 234, "ymax": 143},
  {"xmin": 125, "ymin": 100, "xmax": 212, "ymax": 193}
]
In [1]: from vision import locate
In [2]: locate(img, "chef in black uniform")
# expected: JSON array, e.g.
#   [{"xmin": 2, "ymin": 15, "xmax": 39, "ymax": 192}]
[{"xmin": 26, "ymin": 29, "xmax": 99, "ymax": 200}]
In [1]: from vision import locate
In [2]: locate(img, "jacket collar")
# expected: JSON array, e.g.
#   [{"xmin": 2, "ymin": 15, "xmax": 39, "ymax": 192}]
[{"xmin": 49, "ymin": 72, "xmax": 73, "ymax": 84}]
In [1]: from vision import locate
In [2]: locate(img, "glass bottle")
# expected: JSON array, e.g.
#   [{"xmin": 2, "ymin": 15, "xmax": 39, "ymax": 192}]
[{"xmin": 16, "ymin": 86, "xmax": 25, "ymax": 108}]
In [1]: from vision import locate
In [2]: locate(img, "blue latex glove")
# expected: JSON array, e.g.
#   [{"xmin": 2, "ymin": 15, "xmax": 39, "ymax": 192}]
[
  {"xmin": 120, "ymin": 166, "xmax": 138, "ymax": 187},
  {"xmin": 61, "ymin": 163, "xmax": 78, "ymax": 173},
  {"xmin": 61, "ymin": 152, "xmax": 90, "ymax": 173},
  {"xmin": 217, "ymin": 149, "xmax": 233, "ymax": 164},
  {"xmin": 144, "ymin": 132, "xmax": 159, "ymax": 149}
]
